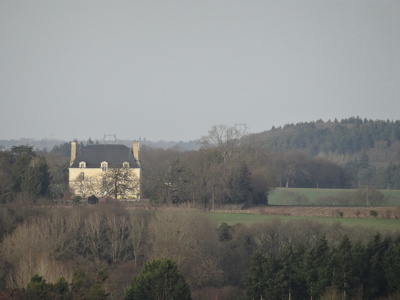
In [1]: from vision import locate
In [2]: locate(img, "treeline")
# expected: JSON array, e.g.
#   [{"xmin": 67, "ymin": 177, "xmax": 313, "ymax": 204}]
[
  {"xmin": 140, "ymin": 125, "xmax": 358, "ymax": 207},
  {"xmin": 242, "ymin": 118, "xmax": 400, "ymax": 188},
  {"xmin": 139, "ymin": 122, "xmax": 400, "ymax": 204},
  {"xmin": 1, "ymin": 206, "xmax": 399, "ymax": 299},
  {"xmin": 247, "ymin": 233, "xmax": 400, "ymax": 300},
  {"xmin": 2, "ymin": 123, "xmax": 400, "ymax": 207},
  {"xmin": 250, "ymin": 117, "xmax": 400, "ymax": 155},
  {"xmin": 140, "ymin": 140, "xmax": 399, "ymax": 207}
]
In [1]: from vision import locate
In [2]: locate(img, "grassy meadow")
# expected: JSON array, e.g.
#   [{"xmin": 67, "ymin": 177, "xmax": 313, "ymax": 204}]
[
  {"xmin": 268, "ymin": 187, "xmax": 400, "ymax": 206},
  {"xmin": 205, "ymin": 211, "xmax": 400, "ymax": 232},
  {"xmin": 200, "ymin": 188, "xmax": 400, "ymax": 233}
]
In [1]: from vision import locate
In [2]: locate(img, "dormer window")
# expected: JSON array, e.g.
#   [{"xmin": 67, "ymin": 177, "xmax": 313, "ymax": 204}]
[
  {"xmin": 123, "ymin": 162, "xmax": 129, "ymax": 168},
  {"xmin": 101, "ymin": 161, "xmax": 108, "ymax": 172},
  {"xmin": 79, "ymin": 161, "xmax": 86, "ymax": 168}
]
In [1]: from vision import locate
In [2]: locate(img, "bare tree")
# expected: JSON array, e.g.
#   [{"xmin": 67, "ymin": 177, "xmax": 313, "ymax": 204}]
[
  {"xmin": 150, "ymin": 210, "xmax": 223, "ymax": 288},
  {"xmin": 273, "ymin": 151, "xmax": 310, "ymax": 188},
  {"xmin": 105, "ymin": 213, "xmax": 130, "ymax": 265},
  {"xmin": 200, "ymin": 124, "xmax": 247, "ymax": 163},
  {"xmin": 129, "ymin": 213, "xmax": 149, "ymax": 268},
  {"xmin": 101, "ymin": 168, "xmax": 140, "ymax": 199},
  {"xmin": 0, "ymin": 170, "xmax": 13, "ymax": 203},
  {"xmin": 1, "ymin": 218, "xmax": 75, "ymax": 288},
  {"xmin": 82, "ymin": 212, "xmax": 104, "ymax": 260},
  {"xmin": 70, "ymin": 175, "xmax": 102, "ymax": 198}
]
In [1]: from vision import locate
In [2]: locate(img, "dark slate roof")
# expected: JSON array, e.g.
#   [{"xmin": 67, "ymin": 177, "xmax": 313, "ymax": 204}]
[{"xmin": 70, "ymin": 144, "xmax": 140, "ymax": 168}]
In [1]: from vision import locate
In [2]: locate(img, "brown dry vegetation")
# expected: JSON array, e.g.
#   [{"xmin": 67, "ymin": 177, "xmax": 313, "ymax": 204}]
[
  {"xmin": 248, "ymin": 206, "xmax": 400, "ymax": 219},
  {"xmin": 154, "ymin": 201, "xmax": 400, "ymax": 219},
  {"xmin": 2, "ymin": 203, "xmax": 400, "ymax": 300}
]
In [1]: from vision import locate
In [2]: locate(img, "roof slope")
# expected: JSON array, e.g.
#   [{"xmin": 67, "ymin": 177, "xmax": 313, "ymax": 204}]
[{"xmin": 70, "ymin": 144, "xmax": 139, "ymax": 168}]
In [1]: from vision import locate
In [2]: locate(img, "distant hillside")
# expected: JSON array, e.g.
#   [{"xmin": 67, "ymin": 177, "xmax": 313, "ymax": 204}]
[
  {"xmin": 0, "ymin": 138, "xmax": 65, "ymax": 152},
  {"xmin": 244, "ymin": 117, "xmax": 400, "ymax": 166},
  {"xmin": 0, "ymin": 138, "xmax": 200, "ymax": 153}
]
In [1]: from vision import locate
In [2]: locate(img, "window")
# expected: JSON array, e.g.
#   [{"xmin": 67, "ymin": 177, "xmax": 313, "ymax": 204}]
[
  {"xmin": 123, "ymin": 162, "xmax": 129, "ymax": 168},
  {"xmin": 101, "ymin": 161, "xmax": 108, "ymax": 172},
  {"xmin": 79, "ymin": 172, "xmax": 85, "ymax": 180},
  {"xmin": 79, "ymin": 161, "xmax": 86, "ymax": 168}
]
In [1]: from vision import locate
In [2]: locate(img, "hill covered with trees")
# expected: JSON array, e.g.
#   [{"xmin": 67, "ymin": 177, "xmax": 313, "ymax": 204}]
[
  {"xmin": 237, "ymin": 118, "xmax": 400, "ymax": 190},
  {"xmin": 245, "ymin": 117, "xmax": 400, "ymax": 165}
]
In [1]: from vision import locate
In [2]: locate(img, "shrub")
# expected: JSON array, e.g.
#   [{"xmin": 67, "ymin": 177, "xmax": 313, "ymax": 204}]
[
  {"xmin": 87, "ymin": 195, "xmax": 99, "ymax": 205},
  {"xmin": 72, "ymin": 195, "xmax": 82, "ymax": 204},
  {"xmin": 369, "ymin": 210, "xmax": 378, "ymax": 217}
]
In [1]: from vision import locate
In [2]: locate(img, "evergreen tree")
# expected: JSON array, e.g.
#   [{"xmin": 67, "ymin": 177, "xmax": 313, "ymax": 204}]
[
  {"xmin": 52, "ymin": 277, "xmax": 70, "ymax": 300},
  {"xmin": 24, "ymin": 275, "xmax": 48, "ymax": 300},
  {"xmin": 279, "ymin": 245, "xmax": 308, "ymax": 300},
  {"xmin": 304, "ymin": 237, "xmax": 331, "ymax": 299},
  {"xmin": 11, "ymin": 150, "xmax": 33, "ymax": 192},
  {"xmin": 21, "ymin": 156, "xmax": 51, "ymax": 198},
  {"xmin": 331, "ymin": 236, "xmax": 358, "ymax": 298},
  {"xmin": 246, "ymin": 251, "xmax": 268, "ymax": 299},
  {"xmin": 125, "ymin": 258, "xmax": 191, "ymax": 300},
  {"xmin": 384, "ymin": 242, "xmax": 400, "ymax": 295},
  {"xmin": 228, "ymin": 162, "xmax": 252, "ymax": 204},
  {"xmin": 363, "ymin": 234, "xmax": 390, "ymax": 299}
]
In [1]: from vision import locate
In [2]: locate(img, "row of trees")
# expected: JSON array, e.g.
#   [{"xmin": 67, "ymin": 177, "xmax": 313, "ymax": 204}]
[
  {"xmin": 140, "ymin": 126, "xmax": 400, "ymax": 208},
  {"xmin": 2, "ymin": 122, "xmax": 399, "ymax": 206},
  {"xmin": 140, "ymin": 147, "xmax": 356, "ymax": 206},
  {"xmin": 2, "ymin": 271, "xmax": 109, "ymax": 300},
  {"xmin": 140, "ymin": 125, "xmax": 359, "ymax": 207},
  {"xmin": 344, "ymin": 153, "xmax": 400, "ymax": 190},
  {"xmin": 1, "ymin": 205, "xmax": 399, "ymax": 299},
  {"xmin": 2, "ymin": 258, "xmax": 190, "ymax": 300},
  {"xmin": 247, "ymin": 233, "xmax": 400, "ymax": 300}
]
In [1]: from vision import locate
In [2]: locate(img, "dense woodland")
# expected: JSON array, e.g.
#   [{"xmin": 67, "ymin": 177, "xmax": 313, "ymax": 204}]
[
  {"xmin": 250, "ymin": 117, "xmax": 400, "ymax": 156},
  {"xmin": 1, "ymin": 206, "xmax": 400, "ymax": 299},
  {"xmin": 139, "ymin": 119, "xmax": 400, "ymax": 206},
  {"xmin": 1, "ymin": 118, "xmax": 400, "ymax": 299}
]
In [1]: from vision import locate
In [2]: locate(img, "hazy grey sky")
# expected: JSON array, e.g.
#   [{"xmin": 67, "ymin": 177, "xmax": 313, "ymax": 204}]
[{"xmin": 1, "ymin": 0, "xmax": 399, "ymax": 142}]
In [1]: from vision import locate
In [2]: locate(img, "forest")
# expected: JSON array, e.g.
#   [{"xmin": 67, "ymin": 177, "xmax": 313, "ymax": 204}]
[
  {"xmin": 1, "ymin": 205, "xmax": 400, "ymax": 300},
  {"xmin": 1, "ymin": 118, "xmax": 400, "ymax": 299}
]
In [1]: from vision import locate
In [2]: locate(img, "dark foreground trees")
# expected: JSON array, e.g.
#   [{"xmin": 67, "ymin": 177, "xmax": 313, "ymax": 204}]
[
  {"xmin": 246, "ymin": 234, "xmax": 400, "ymax": 300},
  {"xmin": 2, "ymin": 206, "xmax": 400, "ymax": 300},
  {"xmin": 124, "ymin": 258, "xmax": 191, "ymax": 300}
]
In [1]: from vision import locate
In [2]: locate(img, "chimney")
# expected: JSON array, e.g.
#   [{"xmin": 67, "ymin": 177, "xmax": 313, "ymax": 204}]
[
  {"xmin": 70, "ymin": 142, "xmax": 77, "ymax": 167},
  {"xmin": 133, "ymin": 141, "xmax": 139, "ymax": 163}
]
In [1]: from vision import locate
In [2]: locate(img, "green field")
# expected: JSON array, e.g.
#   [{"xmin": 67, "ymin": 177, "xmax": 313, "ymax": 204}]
[
  {"xmin": 204, "ymin": 211, "xmax": 400, "ymax": 232},
  {"xmin": 268, "ymin": 188, "xmax": 400, "ymax": 206}
]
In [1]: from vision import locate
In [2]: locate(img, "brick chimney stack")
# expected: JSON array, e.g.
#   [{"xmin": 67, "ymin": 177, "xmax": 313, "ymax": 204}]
[
  {"xmin": 133, "ymin": 141, "xmax": 139, "ymax": 163},
  {"xmin": 70, "ymin": 142, "xmax": 77, "ymax": 167}
]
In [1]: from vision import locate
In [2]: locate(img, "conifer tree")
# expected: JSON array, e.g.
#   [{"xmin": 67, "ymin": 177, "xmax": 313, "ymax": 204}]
[{"xmin": 125, "ymin": 258, "xmax": 191, "ymax": 300}]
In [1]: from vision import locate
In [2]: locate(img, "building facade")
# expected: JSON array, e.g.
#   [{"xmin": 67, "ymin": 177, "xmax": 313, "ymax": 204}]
[{"xmin": 68, "ymin": 141, "xmax": 141, "ymax": 199}]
